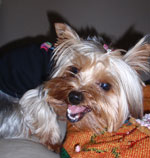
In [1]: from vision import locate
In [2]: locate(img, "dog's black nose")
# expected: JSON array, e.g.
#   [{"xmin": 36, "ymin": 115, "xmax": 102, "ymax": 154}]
[{"xmin": 68, "ymin": 91, "xmax": 84, "ymax": 105}]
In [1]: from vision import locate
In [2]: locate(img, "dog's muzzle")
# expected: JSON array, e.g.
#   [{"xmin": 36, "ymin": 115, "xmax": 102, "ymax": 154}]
[{"xmin": 67, "ymin": 91, "xmax": 91, "ymax": 123}]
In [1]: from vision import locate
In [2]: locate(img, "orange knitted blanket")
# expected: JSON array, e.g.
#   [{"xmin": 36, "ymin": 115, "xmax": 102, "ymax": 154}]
[{"xmin": 61, "ymin": 86, "xmax": 150, "ymax": 158}]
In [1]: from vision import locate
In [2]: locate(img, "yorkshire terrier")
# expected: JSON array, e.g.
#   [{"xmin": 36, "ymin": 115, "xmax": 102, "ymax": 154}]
[{"xmin": 0, "ymin": 23, "xmax": 150, "ymax": 152}]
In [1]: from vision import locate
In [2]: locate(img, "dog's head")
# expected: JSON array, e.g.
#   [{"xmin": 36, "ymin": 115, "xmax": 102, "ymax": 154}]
[{"xmin": 45, "ymin": 23, "xmax": 150, "ymax": 133}]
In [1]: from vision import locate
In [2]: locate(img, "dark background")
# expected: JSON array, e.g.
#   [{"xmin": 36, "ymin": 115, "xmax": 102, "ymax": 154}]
[
  {"xmin": 0, "ymin": 0, "xmax": 150, "ymax": 80},
  {"xmin": 0, "ymin": 0, "xmax": 150, "ymax": 46}
]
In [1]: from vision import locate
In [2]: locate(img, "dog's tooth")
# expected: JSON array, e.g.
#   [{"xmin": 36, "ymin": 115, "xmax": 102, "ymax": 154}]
[
  {"xmin": 67, "ymin": 108, "xmax": 71, "ymax": 114},
  {"xmin": 68, "ymin": 113, "xmax": 75, "ymax": 120},
  {"xmin": 75, "ymin": 115, "xmax": 79, "ymax": 119}
]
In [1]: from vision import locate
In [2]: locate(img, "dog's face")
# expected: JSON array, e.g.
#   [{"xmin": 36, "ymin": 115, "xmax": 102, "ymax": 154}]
[{"xmin": 45, "ymin": 23, "xmax": 150, "ymax": 133}]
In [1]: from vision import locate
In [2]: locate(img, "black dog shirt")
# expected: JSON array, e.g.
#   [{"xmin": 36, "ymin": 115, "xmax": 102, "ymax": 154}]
[{"xmin": 0, "ymin": 42, "xmax": 54, "ymax": 98}]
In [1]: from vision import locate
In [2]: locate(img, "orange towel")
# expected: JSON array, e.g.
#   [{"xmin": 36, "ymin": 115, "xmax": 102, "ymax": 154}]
[
  {"xmin": 143, "ymin": 85, "xmax": 150, "ymax": 112},
  {"xmin": 61, "ymin": 118, "xmax": 150, "ymax": 158},
  {"xmin": 143, "ymin": 85, "xmax": 150, "ymax": 98}
]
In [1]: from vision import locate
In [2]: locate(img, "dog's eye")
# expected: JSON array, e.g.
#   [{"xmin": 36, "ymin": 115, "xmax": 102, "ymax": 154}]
[
  {"xmin": 69, "ymin": 66, "xmax": 79, "ymax": 74},
  {"xmin": 100, "ymin": 83, "xmax": 111, "ymax": 91}
]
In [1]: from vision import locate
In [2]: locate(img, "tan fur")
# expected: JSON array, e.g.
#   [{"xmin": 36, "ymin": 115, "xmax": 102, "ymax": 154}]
[{"xmin": 19, "ymin": 88, "xmax": 61, "ymax": 149}]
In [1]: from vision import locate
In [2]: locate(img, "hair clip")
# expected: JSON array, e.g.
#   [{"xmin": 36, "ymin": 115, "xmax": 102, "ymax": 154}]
[
  {"xmin": 41, "ymin": 42, "xmax": 54, "ymax": 52},
  {"xmin": 103, "ymin": 44, "xmax": 112, "ymax": 53}
]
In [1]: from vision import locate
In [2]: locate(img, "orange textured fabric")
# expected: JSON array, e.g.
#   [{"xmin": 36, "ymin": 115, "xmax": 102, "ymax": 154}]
[
  {"xmin": 143, "ymin": 85, "xmax": 150, "ymax": 98},
  {"xmin": 143, "ymin": 85, "xmax": 150, "ymax": 112},
  {"xmin": 63, "ymin": 119, "xmax": 150, "ymax": 158}
]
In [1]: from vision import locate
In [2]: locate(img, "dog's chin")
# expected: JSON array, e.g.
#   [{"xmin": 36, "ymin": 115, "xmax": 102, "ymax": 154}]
[{"xmin": 66, "ymin": 104, "xmax": 91, "ymax": 123}]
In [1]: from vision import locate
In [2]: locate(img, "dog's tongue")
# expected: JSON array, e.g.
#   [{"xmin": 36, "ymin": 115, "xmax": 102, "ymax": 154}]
[{"xmin": 68, "ymin": 105, "xmax": 86, "ymax": 114}]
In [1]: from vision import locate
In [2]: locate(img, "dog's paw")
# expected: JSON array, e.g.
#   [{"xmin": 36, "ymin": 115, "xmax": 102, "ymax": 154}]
[{"xmin": 44, "ymin": 141, "xmax": 62, "ymax": 153}]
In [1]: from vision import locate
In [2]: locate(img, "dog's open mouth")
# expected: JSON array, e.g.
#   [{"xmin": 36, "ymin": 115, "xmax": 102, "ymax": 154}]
[{"xmin": 67, "ymin": 105, "xmax": 91, "ymax": 123}]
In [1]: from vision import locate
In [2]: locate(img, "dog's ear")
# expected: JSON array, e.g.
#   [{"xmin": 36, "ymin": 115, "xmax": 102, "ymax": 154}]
[
  {"xmin": 123, "ymin": 35, "xmax": 150, "ymax": 73},
  {"xmin": 54, "ymin": 23, "xmax": 79, "ymax": 40}
]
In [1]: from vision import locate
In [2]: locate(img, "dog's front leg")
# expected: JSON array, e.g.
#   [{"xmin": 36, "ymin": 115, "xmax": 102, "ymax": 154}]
[
  {"xmin": 20, "ymin": 88, "xmax": 62, "ymax": 152},
  {"xmin": 35, "ymin": 106, "xmax": 62, "ymax": 152}
]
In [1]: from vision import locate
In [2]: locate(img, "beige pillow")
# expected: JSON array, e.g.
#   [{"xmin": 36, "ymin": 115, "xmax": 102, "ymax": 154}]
[{"xmin": 0, "ymin": 139, "xmax": 60, "ymax": 158}]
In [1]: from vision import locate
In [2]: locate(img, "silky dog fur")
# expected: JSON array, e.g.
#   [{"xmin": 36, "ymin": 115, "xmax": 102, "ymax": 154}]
[{"xmin": 0, "ymin": 23, "xmax": 150, "ymax": 152}]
